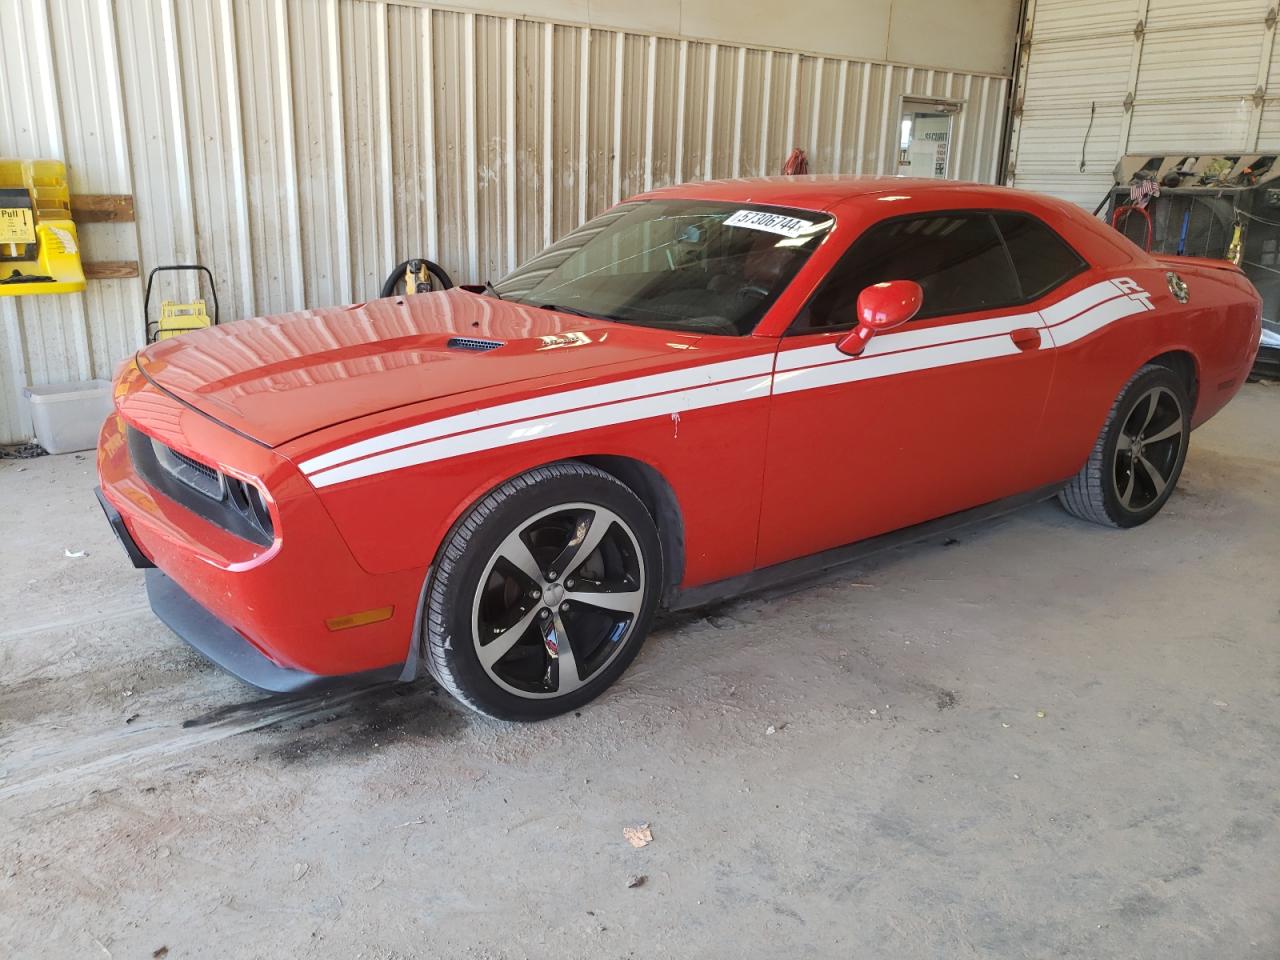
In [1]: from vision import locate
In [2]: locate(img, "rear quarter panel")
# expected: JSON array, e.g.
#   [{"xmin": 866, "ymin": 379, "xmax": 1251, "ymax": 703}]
[
  {"xmin": 1172, "ymin": 264, "xmax": 1261, "ymax": 422},
  {"xmin": 1036, "ymin": 263, "xmax": 1260, "ymax": 483}
]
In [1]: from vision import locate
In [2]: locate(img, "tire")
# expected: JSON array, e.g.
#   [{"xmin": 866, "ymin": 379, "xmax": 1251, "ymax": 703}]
[
  {"xmin": 1058, "ymin": 363, "xmax": 1191, "ymax": 528},
  {"xmin": 423, "ymin": 461, "xmax": 662, "ymax": 721}
]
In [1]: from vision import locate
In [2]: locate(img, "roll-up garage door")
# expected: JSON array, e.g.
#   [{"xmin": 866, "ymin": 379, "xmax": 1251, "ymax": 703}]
[{"xmin": 1009, "ymin": 0, "xmax": 1280, "ymax": 207}]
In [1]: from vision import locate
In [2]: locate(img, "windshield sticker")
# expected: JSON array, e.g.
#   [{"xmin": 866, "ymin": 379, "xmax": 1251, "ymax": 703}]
[{"xmin": 723, "ymin": 209, "xmax": 817, "ymax": 238}]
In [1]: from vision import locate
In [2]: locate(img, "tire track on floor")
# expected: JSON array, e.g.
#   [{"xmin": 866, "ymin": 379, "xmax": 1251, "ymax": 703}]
[{"xmin": 0, "ymin": 685, "xmax": 395, "ymax": 804}]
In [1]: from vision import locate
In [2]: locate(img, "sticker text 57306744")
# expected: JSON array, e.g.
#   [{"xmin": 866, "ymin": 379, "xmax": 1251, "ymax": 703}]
[{"xmin": 723, "ymin": 209, "xmax": 816, "ymax": 238}]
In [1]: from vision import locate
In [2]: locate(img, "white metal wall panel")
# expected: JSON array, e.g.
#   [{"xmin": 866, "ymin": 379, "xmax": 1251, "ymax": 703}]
[
  {"xmin": 428, "ymin": 9, "xmax": 476, "ymax": 289},
  {"xmin": 1128, "ymin": 100, "xmax": 1257, "ymax": 155},
  {"xmin": 1030, "ymin": 0, "xmax": 1140, "ymax": 41},
  {"xmin": 48, "ymin": 0, "xmax": 140, "ymax": 386},
  {"xmin": 472, "ymin": 14, "xmax": 517, "ymax": 280},
  {"xmin": 1, "ymin": 0, "xmax": 141, "ymax": 443},
  {"xmin": 509, "ymin": 18, "xmax": 548, "ymax": 268},
  {"xmin": 341, "ymin": 0, "xmax": 396, "ymax": 299},
  {"xmin": 293, "ymin": 0, "xmax": 354, "ymax": 310},
  {"xmin": 1010, "ymin": 32, "xmax": 1132, "ymax": 206},
  {"xmin": 0, "ymin": 0, "xmax": 1011, "ymax": 444},
  {"xmin": 1258, "ymin": 43, "xmax": 1280, "ymax": 148},
  {"xmin": 118, "ymin": 0, "xmax": 199, "ymax": 291},
  {"xmin": 1137, "ymin": 22, "xmax": 1261, "ymax": 101},
  {"xmin": 233, "ymin": 0, "xmax": 305, "ymax": 315},
  {"xmin": 1144, "ymin": 0, "xmax": 1267, "ymax": 29},
  {"xmin": 174, "ymin": 0, "xmax": 255, "ymax": 323},
  {"xmin": 15, "ymin": 0, "xmax": 91, "ymax": 393},
  {"xmin": 1022, "ymin": 36, "xmax": 1135, "ymax": 107},
  {"xmin": 1012, "ymin": 0, "xmax": 1280, "ymax": 207}
]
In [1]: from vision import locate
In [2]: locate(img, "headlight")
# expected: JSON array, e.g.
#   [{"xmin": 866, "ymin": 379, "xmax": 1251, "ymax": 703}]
[
  {"xmin": 127, "ymin": 425, "xmax": 276, "ymax": 547},
  {"xmin": 245, "ymin": 482, "xmax": 273, "ymax": 534},
  {"xmin": 226, "ymin": 477, "xmax": 275, "ymax": 540}
]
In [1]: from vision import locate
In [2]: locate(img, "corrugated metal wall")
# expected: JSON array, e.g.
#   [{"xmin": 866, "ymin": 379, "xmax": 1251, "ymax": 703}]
[
  {"xmin": 1009, "ymin": 0, "xmax": 1280, "ymax": 207},
  {"xmin": 0, "ymin": 0, "xmax": 1011, "ymax": 444}
]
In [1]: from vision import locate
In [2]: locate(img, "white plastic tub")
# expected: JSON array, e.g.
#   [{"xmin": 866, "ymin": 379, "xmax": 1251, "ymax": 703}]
[{"xmin": 23, "ymin": 380, "xmax": 114, "ymax": 455}]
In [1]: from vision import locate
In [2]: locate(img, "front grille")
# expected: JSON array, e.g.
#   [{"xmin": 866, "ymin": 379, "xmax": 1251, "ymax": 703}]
[
  {"xmin": 446, "ymin": 336, "xmax": 503, "ymax": 351},
  {"xmin": 153, "ymin": 441, "xmax": 223, "ymax": 500},
  {"xmin": 171, "ymin": 449, "xmax": 218, "ymax": 482},
  {"xmin": 126, "ymin": 425, "xmax": 274, "ymax": 546}
]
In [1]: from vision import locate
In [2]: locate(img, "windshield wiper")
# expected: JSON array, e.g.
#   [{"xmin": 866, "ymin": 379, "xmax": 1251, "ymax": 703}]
[
  {"xmin": 481, "ymin": 279, "xmax": 503, "ymax": 300},
  {"xmin": 535, "ymin": 302, "xmax": 613, "ymax": 321}
]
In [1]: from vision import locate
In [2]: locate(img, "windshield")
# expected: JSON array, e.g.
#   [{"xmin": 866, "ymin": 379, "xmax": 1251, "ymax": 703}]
[{"xmin": 492, "ymin": 200, "xmax": 834, "ymax": 336}]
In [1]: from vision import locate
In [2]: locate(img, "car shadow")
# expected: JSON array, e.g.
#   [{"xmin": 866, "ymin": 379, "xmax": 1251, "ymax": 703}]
[{"xmin": 182, "ymin": 680, "xmax": 470, "ymax": 766}]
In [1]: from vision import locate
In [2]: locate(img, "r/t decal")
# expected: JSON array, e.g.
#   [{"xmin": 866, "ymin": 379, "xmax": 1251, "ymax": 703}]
[{"xmin": 1113, "ymin": 276, "xmax": 1154, "ymax": 310}]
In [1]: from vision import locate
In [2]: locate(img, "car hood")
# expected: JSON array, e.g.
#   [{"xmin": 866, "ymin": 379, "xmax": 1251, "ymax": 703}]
[{"xmin": 136, "ymin": 289, "xmax": 692, "ymax": 447}]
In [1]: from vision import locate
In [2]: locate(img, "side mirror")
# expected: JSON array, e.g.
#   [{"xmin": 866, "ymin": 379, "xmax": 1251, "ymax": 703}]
[{"xmin": 836, "ymin": 280, "xmax": 924, "ymax": 356}]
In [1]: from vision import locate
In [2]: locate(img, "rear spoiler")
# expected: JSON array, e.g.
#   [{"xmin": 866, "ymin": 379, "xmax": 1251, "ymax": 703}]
[{"xmin": 1152, "ymin": 253, "xmax": 1244, "ymax": 275}]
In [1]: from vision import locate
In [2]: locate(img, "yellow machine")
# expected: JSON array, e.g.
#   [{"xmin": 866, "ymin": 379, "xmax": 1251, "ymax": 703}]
[
  {"xmin": 0, "ymin": 158, "xmax": 86, "ymax": 296},
  {"xmin": 145, "ymin": 264, "xmax": 219, "ymax": 342},
  {"xmin": 156, "ymin": 299, "xmax": 211, "ymax": 341}
]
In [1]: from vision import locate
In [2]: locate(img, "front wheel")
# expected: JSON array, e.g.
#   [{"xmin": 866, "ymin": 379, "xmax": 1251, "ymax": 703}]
[
  {"xmin": 423, "ymin": 462, "xmax": 662, "ymax": 721},
  {"xmin": 1059, "ymin": 363, "xmax": 1191, "ymax": 527}
]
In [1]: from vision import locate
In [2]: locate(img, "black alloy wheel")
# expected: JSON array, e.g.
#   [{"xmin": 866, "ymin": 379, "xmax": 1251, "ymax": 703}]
[
  {"xmin": 471, "ymin": 502, "xmax": 647, "ymax": 700},
  {"xmin": 1111, "ymin": 384, "xmax": 1185, "ymax": 513},
  {"xmin": 1059, "ymin": 363, "xmax": 1191, "ymax": 528},
  {"xmin": 423, "ymin": 462, "xmax": 662, "ymax": 721}
]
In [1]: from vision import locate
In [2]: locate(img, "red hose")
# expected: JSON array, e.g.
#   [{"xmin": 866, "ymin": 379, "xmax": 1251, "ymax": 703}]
[
  {"xmin": 1111, "ymin": 204, "xmax": 1153, "ymax": 251},
  {"xmin": 781, "ymin": 148, "xmax": 809, "ymax": 175}
]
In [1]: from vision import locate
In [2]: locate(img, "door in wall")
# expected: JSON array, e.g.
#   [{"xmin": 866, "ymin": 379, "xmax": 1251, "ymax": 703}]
[{"xmin": 899, "ymin": 99, "xmax": 961, "ymax": 179}]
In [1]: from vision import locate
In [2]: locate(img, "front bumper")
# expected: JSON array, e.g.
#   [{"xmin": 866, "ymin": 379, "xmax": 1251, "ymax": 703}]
[
  {"xmin": 96, "ymin": 364, "xmax": 426, "ymax": 689},
  {"xmin": 144, "ymin": 567, "xmax": 401, "ymax": 693},
  {"xmin": 95, "ymin": 485, "xmax": 398, "ymax": 692},
  {"xmin": 95, "ymin": 485, "xmax": 154, "ymax": 569}
]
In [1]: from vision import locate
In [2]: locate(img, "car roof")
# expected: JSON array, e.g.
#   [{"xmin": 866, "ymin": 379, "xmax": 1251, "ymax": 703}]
[{"xmin": 634, "ymin": 176, "xmax": 1028, "ymax": 213}]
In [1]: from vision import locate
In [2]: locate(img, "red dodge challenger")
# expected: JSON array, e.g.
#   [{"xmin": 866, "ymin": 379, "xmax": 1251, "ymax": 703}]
[{"xmin": 97, "ymin": 177, "xmax": 1262, "ymax": 720}]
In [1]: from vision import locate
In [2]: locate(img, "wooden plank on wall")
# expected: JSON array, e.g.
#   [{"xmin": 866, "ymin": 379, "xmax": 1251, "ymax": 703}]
[
  {"xmin": 83, "ymin": 260, "xmax": 140, "ymax": 279},
  {"xmin": 69, "ymin": 194, "xmax": 135, "ymax": 223}
]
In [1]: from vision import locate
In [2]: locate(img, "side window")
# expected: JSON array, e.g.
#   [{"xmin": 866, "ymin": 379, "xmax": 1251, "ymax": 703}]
[
  {"xmin": 794, "ymin": 213, "xmax": 1021, "ymax": 332},
  {"xmin": 992, "ymin": 213, "xmax": 1087, "ymax": 301}
]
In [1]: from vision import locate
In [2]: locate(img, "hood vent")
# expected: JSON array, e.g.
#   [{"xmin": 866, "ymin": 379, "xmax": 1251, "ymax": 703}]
[{"xmin": 446, "ymin": 336, "xmax": 503, "ymax": 352}]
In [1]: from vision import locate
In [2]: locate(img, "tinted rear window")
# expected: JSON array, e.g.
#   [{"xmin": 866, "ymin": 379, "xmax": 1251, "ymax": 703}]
[{"xmin": 992, "ymin": 212, "xmax": 1088, "ymax": 301}]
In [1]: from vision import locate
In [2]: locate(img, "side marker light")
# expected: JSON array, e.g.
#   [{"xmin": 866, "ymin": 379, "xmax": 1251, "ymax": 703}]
[{"xmin": 325, "ymin": 606, "xmax": 395, "ymax": 632}]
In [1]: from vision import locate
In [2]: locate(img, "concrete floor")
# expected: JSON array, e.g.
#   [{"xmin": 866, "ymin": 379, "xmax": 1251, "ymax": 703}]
[{"xmin": 1, "ymin": 383, "xmax": 1277, "ymax": 959}]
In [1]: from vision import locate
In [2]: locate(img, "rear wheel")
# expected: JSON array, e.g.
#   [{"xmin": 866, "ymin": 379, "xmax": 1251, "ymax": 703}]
[
  {"xmin": 424, "ymin": 462, "xmax": 661, "ymax": 721},
  {"xmin": 1058, "ymin": 364, "xmax": 1190, "ymax": 528}
]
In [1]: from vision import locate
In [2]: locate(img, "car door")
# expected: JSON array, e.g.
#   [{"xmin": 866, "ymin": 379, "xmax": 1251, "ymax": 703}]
[{"xmin": 755, "ymin": 208, "xmax": 1071, "ymax": 569}]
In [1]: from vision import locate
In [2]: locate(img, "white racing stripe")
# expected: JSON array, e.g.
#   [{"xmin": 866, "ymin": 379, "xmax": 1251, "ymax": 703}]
[
  {"xmin": 773, "ymin": 334, "xmax": 1022, "ymax": 395},
  {"xmin": 309, "ymin": 374, "xmax": 773, "ymax": 488},
  {"xmin": 774, "ymin": 280, "xmax": 1127, "ymax": 373},
  {"xmin": 300, "ymin": 353, "xmax": 773, "ymax": 475},
  {"xmin": 776, "ymin": 310, "xmax": 1044, "ymax": 373},
  {"xmin": 1044, "ymin": 293, "xmax": 1153, "ymax": 347},
  {"xmin": 303, "ymin": 277, "xmax": 1156, "ymax": 488},
  {"xmin": 1039, "ymin": 279, "xmax": 1128, "ymax": 326}
]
